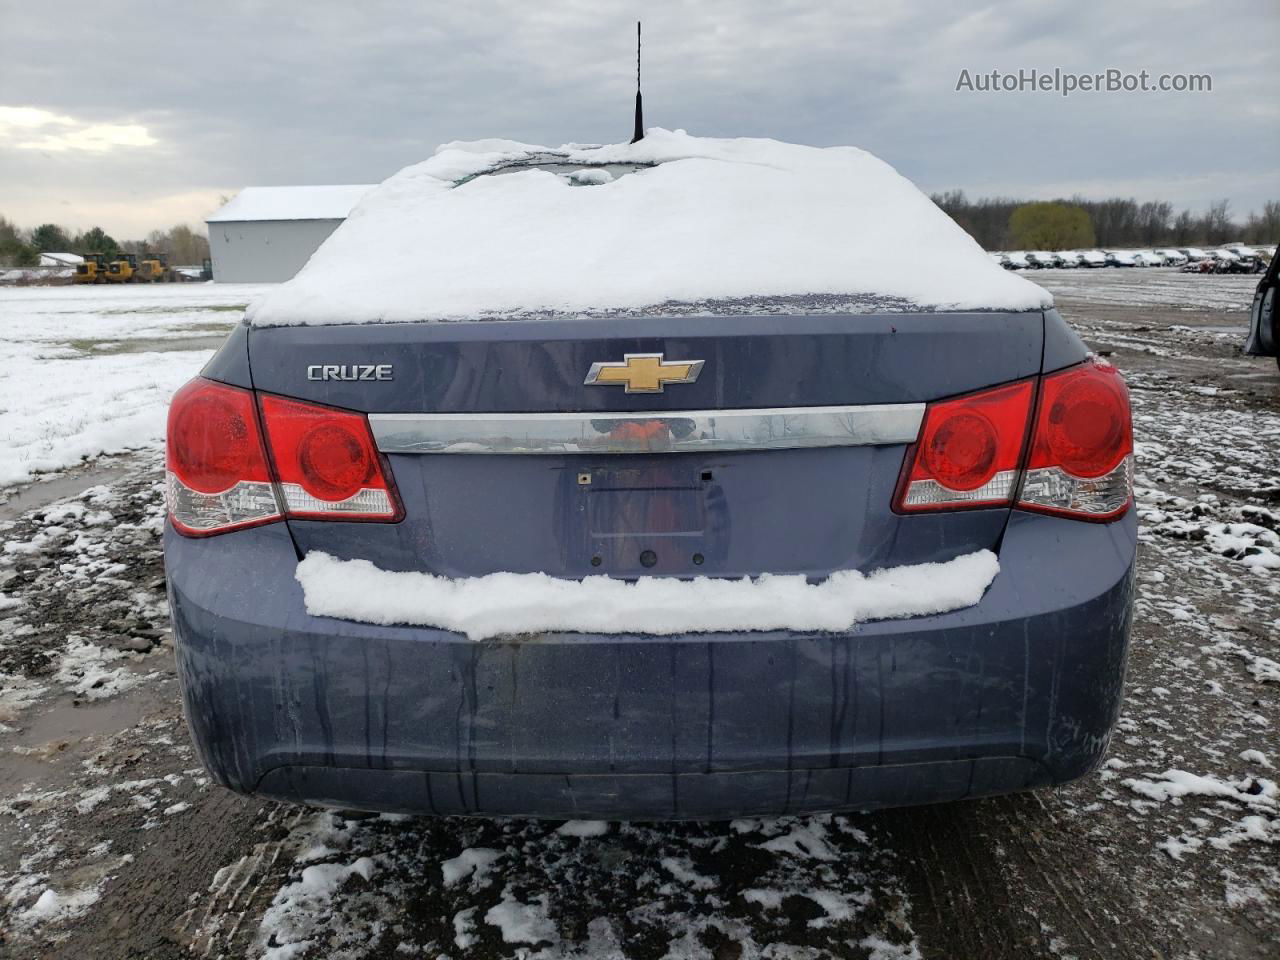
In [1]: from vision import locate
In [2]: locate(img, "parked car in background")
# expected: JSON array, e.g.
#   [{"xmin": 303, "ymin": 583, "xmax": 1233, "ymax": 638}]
[
  {"xmin": 1154, "ymin": 249, "xmax": 1188, "ymax": 266},
  {"xmin": 1211, "ymin": 249, "xmax": 1266, "ymax": 274},
  {"xmin": 163, "ymin": 132, "xmax": 1136, "ymax": 819},
  {"xmin": 1003, "ymin": 251, "xmax": 1031, "ymax": 270},
  {"xmin": 1054, "ymin": 251, "xmax": 1082, "ymax": 268},
  {"xmin": 1178, "ymin": 247, "xmax": 1212, "ymax": 262},
  {"xmin": 1078, "ymin": 250, "xmax": 1108, "ymax": 268},
  {"xmin": 1131, "ymin": 250, "xmax": 1165, "ymax": 267},
  {"xmin": 1105, "ymin": 250, "xmax": 1138, "ymax": 267},
  {"xmin": 1027, "ymin": 251, "xmax": 1062, "ymax": 269}
]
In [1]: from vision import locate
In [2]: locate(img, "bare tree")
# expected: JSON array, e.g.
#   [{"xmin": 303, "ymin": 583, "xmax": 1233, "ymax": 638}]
[
  {"xmin": 1171, "ymin": 210, "xmax": 1195, "ymax": 246},
  {"xmin": 1244, "ymin": 201, "xmax": 1280, "ymax": 244},
  {"xmin": 1199, "ymin": 200, "xmax": 1234, "ymax": 245}
]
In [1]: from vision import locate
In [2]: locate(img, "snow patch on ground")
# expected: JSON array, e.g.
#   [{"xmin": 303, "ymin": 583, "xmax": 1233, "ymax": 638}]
[
  {"xmin": 659, "ymin": 856, "xmax": 717, "ymax": 891},
  {"xmin": 861, "ymin": 934, "xmax": 925, "ymax": 960},
  {"xmin": 257, "ymin": 819, "xmax": 380, "ymax": 960},
  {"xmin": 757, "ymin": 818, "xmax": 842, "ymax": 861},
  {"xmin": 0, "ymin": 673, "xmax": 47, "ymax": 732},
  {"xmin": 441, "ymin": 847, "xmax": 502, "ymax": 888},
  {"xmin": 231, "ymin": 810, "xmax": 922, "ymax": 958},
  {"xmin": 53, "ymin": 635, "xmax": 145, "ymax": 700},
  {"xmin": 0, "ymin": 467, "xmax": 168, "ymax": 729},
  {"xmin": 1239, "ymin": 749, "xmax": 1272, "ymax": 769},
  {"xmin": 484, "ymin": 887, "xmax": 557, "ymax": 945},
  {"xmin": 296, "ymin": 548, "xmax": 999, "ymax": 640},
  {"xmin": 1122, "ymin": 768, "xmax": 1277, "ymax": 807},
  {"xmin": 11, "ymin": 883, "xmax": 102, "ymax": 927},
  {"xmin": 555, "ymin": 819, "xmax": 609, "ymax": 837},
  {"xmin": 1, "ymin": 738, "xmax": 191, "ymax": 940},
  {"xmin": 1120, "ymin": 760, "xmax": 1278, "ymax": 862}
]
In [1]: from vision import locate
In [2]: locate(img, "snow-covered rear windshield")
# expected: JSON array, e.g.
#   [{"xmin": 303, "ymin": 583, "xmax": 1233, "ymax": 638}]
[{"xmin": 247, "ymin": 129, "xmax": 1052, "ymax": 328}]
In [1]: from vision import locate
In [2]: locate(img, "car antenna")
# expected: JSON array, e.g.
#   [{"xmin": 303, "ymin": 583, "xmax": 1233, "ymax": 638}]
[{"xmin": 630, "ymin": 21, "xmax": 644, "ymax": 143}]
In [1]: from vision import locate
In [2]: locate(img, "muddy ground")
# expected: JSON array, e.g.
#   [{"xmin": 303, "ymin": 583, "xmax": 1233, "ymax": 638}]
[{"xmin": 0, "ymin": 271, "xmax": 1276, "ymax": 959}]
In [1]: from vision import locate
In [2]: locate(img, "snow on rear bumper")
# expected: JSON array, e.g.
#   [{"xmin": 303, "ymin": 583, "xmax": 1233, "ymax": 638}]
[
  {"xmin": 164, "ymin": 511, "xmax": 1136, "ymax": 818},
  {"xmin": 292, "ymin": 550, "xmax": 1001, "ymax": 641}
]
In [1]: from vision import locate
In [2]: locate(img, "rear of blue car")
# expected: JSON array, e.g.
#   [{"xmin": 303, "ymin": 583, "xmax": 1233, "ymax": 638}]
[{"xmin": 163, "ymin": 305, "xmax": 1135, "ymax": 819}]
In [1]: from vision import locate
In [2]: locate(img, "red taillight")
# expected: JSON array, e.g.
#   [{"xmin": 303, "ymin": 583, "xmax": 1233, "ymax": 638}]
[
  {"xmin": 1018, "ymin": 359, "xmax": 1133, "ymax": 520},
  {"xmin": 165, "ymin": 379, "xmax": 281, "ymax": 536},
  {"xmin": 895, "ymin": 380, "xmax": 1035, "ymax": 512},
  {"xmin": 166, "ymin": 380, "xmax": 402, "ymax": 536},
  {"xmin": 894, "ymin": 359, "xmax": 1133, "ymax": 522},
  {"xmin": 258, "ymin": 394, "xmax": 401, "ymax": 521}
]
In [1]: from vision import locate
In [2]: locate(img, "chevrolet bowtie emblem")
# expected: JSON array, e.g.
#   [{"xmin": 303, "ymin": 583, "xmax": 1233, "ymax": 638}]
[{"xmin": 584, "ymin": 353, "xmax": 705, "ymax": 394}]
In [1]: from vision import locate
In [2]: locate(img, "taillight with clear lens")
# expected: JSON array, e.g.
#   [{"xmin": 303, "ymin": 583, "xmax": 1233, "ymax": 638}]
[
  {"xmin": 895, "ymin": 380, "xmax": 1035, "ymax": 512},
  {"xmin": 1018, "ymin": 359, "xmax": 1133, "ymax": 520},
  {"xmin": 165, "ymin": 379, "xmax": 281, "ymax": 535},
  {"xmin": 258, "ymin": 395, "xmax": 401, "ymax": 520}
]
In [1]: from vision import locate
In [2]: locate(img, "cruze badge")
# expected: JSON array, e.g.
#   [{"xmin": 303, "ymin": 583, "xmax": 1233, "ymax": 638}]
[
  {"xmin": 306, "ymin": 364, "xmax": 393, "ymax": 382},
  {"xmin": 584, "ymin": 353, "xmax": 704, "ymax": 394}
]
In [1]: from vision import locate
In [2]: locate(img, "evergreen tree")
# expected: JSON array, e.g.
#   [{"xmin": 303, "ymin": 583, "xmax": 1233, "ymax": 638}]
[
  {"xmin": 30, "ymin": 223, "xmax": 72, "ymax": 252},
  {"xmin": 73, "ymin": 226, "xmax": 119, "ymax": 258}
]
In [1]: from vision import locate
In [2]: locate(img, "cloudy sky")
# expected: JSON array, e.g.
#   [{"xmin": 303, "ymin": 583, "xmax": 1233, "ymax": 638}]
[{"xmin": 2, "ymin": 0, "xmax": 1276, "ymax": 238}]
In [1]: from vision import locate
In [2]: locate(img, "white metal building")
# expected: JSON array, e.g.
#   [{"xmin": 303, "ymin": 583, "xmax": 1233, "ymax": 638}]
[{"xmin": 206, "ymin": 185, "xmax": 374, "ymax": 282}]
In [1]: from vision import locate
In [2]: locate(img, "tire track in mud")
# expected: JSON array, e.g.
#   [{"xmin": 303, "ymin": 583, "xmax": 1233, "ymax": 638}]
[
  {"xmin": 881, "ymin": 793, "xmax": 1164, "ymax": 960},
  {"xmin": 52, "ymin": 788, "xmax": 273, "ymax": 959}
]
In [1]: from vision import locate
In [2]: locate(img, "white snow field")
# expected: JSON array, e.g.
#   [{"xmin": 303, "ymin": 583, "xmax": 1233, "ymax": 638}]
[
  {"xmin": 249, "ymin": 129, "xmax": 1052, "ymax": 326},
  {"xmin": 1035, "ymin": 268, "xmax": 1260, "ymax": 311},
  {"xmin": 0, "ymin": 283, "xmax": 261, "ymax": 488}
]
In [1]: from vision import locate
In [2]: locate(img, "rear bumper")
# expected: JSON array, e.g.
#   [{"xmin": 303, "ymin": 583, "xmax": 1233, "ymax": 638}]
[{"xmin": 165, "ymin": 510, "xmax": 1136, "ymax": 819}]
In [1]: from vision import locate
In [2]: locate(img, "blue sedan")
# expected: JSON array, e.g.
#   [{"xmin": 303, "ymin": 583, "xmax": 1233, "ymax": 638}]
[{"xmin": 164, "ymin": 137, "xmax": 1135, "ymax": 819}]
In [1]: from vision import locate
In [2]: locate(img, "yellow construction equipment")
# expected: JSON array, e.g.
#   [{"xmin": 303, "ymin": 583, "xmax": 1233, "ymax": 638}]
[
  {"xmin": 136, "ymin": 252, "xmax": 171, "ymax": 283},
  {"xmin": 104, "ymin": 253, "xmax": 138, "ymax": 283},
  {"xmin": 72, "ymin": 252, "xmax": 109, "ymax": 284}
]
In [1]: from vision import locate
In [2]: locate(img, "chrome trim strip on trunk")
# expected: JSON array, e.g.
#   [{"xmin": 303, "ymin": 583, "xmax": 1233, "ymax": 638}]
[{"xmin": 368, "ymin": 404, "xmax": 925, "ymax": 455}]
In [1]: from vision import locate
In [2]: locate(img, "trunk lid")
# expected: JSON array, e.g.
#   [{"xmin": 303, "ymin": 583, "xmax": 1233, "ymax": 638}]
[{"xmin": 246, "ymin": 311, "xmax": 1044, "ymax": 579}]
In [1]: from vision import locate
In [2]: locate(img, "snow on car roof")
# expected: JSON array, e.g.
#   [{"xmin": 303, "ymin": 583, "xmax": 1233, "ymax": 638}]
[
  {"xmin": 207, "ymin": 185, "xmax": 375, "ymax": 223},
  {"xmin": 248, "ymin": 129, "xmax": 1052, "ymax": 327}
]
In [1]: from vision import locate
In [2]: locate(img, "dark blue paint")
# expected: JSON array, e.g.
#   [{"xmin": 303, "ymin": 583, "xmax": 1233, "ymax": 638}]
[
  {"xmin": 200, "ymin": 320, "xmax": 252, "ymax": 388},
  {"xmin": 166, "ymin": 307, "xmax": 1129, "ymax": 819},
  {"xmin": 246, "ymin": 311, "xmax": 1047, "ymax": 412},
  {"xmin": 166, "ymin": 509, "xmax": 1135, "ymax": 819},
  {"xmin": 1041, "ymin": 308, "xmax": 1089, "ymax": 373},
  {"xmin": 289, "ymin": 446, "xmax": 1011, "ymax": 579},
  {"xmin": 261, "ymin": 311, "xmax": 1066, "ymax": 579}
]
